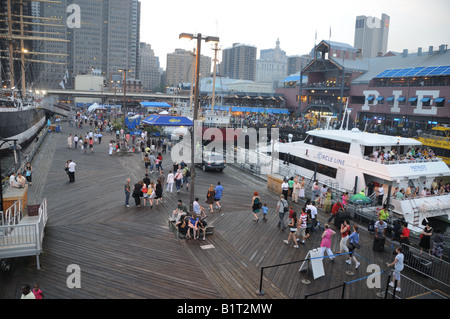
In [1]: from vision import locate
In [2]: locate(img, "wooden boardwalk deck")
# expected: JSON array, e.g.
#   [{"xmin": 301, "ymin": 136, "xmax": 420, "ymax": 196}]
[{"xmin": 0, "ymin": 122, "xmax": 407, "ymax": 299}]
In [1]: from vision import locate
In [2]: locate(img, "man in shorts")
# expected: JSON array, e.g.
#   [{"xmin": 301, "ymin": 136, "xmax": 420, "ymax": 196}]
[
  {"xmin": 388, "ymin": 246, "xmax": 404, "ymax": 292},
  {"xmin": 296, "ymin": 208, "xmax": 308, "ymax": 244},
  {"xmin": 214, "ymin": 181, "xmax": 223, "ymax": 211}
]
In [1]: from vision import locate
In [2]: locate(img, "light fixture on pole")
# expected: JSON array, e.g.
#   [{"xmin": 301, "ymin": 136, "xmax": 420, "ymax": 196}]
[
  {"xmin": 118, "ymin": 68, "xmax": 132, "ymax": 130},
  {"xmin": 179, "ymin": 32, "xmax": 219, "ymax": 211}
]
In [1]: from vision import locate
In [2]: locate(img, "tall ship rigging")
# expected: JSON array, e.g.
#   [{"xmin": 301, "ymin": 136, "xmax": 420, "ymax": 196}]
[{"xmin": 0, "ymin": 0, "xmax": 69, "ymax": 150}]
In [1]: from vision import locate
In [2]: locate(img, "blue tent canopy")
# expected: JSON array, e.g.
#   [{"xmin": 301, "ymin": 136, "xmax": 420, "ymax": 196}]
[
  {"xmin": 142, "ymin": 115, "xmax": 193, "ymax": 126},
  {"xmin": 140, "ymin": 102, "xmax": 171, "ymax": 108}
]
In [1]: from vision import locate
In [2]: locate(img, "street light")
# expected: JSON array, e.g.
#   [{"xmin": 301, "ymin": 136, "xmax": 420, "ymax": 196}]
[
  {"xmin": 179, "ymin": 32, "xmax": 219, "ymax": 211},
  {"xmin": 118, "ymin": 68, "xmax": 132, "ymax": 131}
]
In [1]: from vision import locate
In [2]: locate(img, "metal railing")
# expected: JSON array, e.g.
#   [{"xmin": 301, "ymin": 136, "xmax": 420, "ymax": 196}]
[
  {"xmin": 0, "ymin": 198, "xmax": 48, "ymax": 269},
  {"xmin": 382, "ymin": 270, "xmax": 449, "ymax": 299},
  {"xmin": 0, "ymin": 198, "xmax": 22, "ymax": 228},
  {"xmin": 400, "ymin": 243, "xmax": 450, "ymax": 289}
]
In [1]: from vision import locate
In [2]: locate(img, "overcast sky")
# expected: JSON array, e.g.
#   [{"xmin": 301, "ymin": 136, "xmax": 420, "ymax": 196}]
[{"xmin": 140, "ymin": 0, "xmax": 450, "ymax": 69}]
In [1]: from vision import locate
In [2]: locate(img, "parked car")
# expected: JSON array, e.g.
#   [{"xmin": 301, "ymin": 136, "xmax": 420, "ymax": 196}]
[{"xmin": 196, "ymin": 152, "xmax": 226, "ymax": 172}]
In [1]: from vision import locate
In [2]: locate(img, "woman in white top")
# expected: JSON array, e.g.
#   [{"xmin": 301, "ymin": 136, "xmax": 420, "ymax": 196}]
[{"xmin": 166, "ymin": 170, "xmax": 175, "ymax": 193}]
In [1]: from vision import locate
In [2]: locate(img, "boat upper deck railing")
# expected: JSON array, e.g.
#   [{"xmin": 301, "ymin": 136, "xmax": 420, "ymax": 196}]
[
  {"xmin": 364, "ymin": 156, "xmax": 443, "ymax": 165},
  {"xmin": 419, "ymin": 133, "xmax": 450, "ymax": 141}
]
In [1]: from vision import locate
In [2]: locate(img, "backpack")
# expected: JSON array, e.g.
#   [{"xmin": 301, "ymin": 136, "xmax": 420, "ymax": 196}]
[{"xmin": 185, "ymin": 167, "xmax": 191, "ymax": 177}]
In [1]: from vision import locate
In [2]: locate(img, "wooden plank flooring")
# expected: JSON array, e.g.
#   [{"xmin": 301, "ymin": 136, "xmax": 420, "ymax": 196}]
[{"xmin": 1, "ymin": 122, "xmax": 434, "ymax": 299}]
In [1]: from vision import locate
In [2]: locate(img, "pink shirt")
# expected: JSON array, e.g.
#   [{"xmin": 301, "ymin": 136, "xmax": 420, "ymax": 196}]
[{"xmin": 320, "ymin": 228, "xmax": 333, "ymax": 248}]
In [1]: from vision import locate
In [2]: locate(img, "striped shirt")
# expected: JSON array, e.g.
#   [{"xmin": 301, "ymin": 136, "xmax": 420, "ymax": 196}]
[{"xmin": 299, "ymin": 213, "xmax": 307, "ymax": 228}]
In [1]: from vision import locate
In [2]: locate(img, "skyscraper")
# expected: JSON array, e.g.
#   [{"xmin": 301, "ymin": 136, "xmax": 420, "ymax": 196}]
[
  {"xmin": 30, "ymin": 0, "xmax": 140, "ymax": 89},
  {"xmin": 221, "ymin": 43, "xmax": 257, "ymax": 81},
  {"xmin": 256, "ymin": 38, "xmax": 287, "ymax": 87},
  {"xmin": 165, "ymin": 49, "xmax": 211, "ymax": 87},
  {"xmin": 354, "ymin": 13, "xmax": 390, "ymax": 58},
  {"xmin": 139, "ymin": 42, "xmax": 161, "ymax": 91}
]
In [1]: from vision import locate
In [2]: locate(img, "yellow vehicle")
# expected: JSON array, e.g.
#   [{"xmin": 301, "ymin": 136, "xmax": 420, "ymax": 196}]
[{"xmin": 416, "ymin": 125, "xmax": 450, "ymax": 165}]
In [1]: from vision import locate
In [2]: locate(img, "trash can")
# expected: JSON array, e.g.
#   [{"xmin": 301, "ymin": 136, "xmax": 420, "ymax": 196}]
[{"xmin": 27, "ymin": 204, "xmax": 40, "ymax": 216}]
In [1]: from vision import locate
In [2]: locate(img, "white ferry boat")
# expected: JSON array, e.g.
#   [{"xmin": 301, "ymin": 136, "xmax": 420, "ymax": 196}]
[{"xmin": 271, "ymin": 125, "xmax": 450, "ymax": 229}]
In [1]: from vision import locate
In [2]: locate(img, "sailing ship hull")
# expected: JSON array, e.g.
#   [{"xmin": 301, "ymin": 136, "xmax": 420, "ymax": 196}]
[{"xmin": 0, "ymin": 108, "xmax": 46, "ymax": 150}]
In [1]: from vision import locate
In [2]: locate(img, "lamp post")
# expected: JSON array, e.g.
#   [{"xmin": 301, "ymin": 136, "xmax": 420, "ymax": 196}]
[
  {"xmin": 179, "ymin": 32, "xmax": 219, "ymax": 211},
  {"xmin": 118, "ymin": 68, "xmax": 132, "ymax": 128}
]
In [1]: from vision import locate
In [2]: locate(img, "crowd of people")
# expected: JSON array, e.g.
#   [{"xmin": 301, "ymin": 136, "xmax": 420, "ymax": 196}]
[{"xmin": 366, "ymin": 146, "xmax": 440, "ymax": 164}]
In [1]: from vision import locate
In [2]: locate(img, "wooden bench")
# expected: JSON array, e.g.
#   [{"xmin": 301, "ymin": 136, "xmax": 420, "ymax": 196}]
[{"xmin": 168, "ymin": 219, "xmax": 214, "ymax": 239}]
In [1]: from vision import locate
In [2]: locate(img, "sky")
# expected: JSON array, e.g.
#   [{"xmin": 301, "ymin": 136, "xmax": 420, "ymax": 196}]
[{"xmin": 140, "ymin": 0, "xmax": 450, "ymax": 70}]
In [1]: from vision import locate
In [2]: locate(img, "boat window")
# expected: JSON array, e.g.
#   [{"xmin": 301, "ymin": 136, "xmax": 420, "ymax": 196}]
[
  {"xmin": 279, "ymin": 152, "xmax": 337, "ymax": 179},
  {"xmin": 364, "ymin": 146, "xmax": 373, "ymax": 156},
  {"xmin": 304, "ymin": 135, "xmax": 350, "ymax": 154}
]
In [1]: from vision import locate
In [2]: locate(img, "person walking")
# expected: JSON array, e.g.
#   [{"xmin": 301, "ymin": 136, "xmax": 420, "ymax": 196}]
[
  {"xmin": 206, "ymin": 185, "xmax": 216, "ymax": 213},
  {"xmin": 214, "ymin": 181, "xmax": 223, "ymax": 211},
  {"xmin": 292, "ymin": 178, "xmax": 300, "ymax": 203},
  {"xmin": 20, "ymin": 284, "xmax": 36, "ymax": 299},
  {"xmin": 67, "ymin": 134, "xmax": 73, "ymax": 149},
  {"xmin": 155, "ymin": 179, "xmax": 163, "ymax": 206},
  {"xmin": 346, "ymin": 224, "xmax": 361, "ymax": 269},
  {"xmin": 24, "ymin": 162, "xmax": 32, "ymax": 186},
  {"xmin": 320, "ymin": 224, "xmax": 336, "ymax": 260},
  {"xmin": 297, "ymin": 207, "xmax": 308, "ymax": 244},
  {"xmin": 388, "ymin": 246, "xmax": 404, "ymax": 292},
  {"xmin": 419, "ymin": 222, "xmax": 433, "ymax": 255},
  {"xmin": 182, "ymin": 165, "xmax": 190, "ymax": 190},
  {"xmin": 89, "ymin": 136, "xmax": 94, "ymax": 153},
  {"xmin": 251, "ymin": 191, "xmax": 261, "ymax": 222},
  {"xmin": 141, "ymin": 183, "xmax": 148, "ymax": 207},
  {"xmin": 299, "ymin": 176, "xmax": 306, "ymax": 200},
  {"xmin": 276, "ymin": 194, "xmax": 288, "ymax": 230},
  {"xmin": 323, "ymin": 188, "xmax": 333, "ymax": 214},
  {"xmin": 132, "ymin": 180, "xmax": 143, "ymax": 207},
  {"xmin": 338, "ymin": 220, "xmax": 351, "ymax": 254},
  {"xmin": 68, "ymin": 160, "xmax": 76, "ymax": 182},
  {"xmin": 147, "ymin": 181, "xmax": 156, "ymax": 208},
  {"xmin": 373, "ymin": 218, "xmax": 387, "ymax": 252},
  {"xmin": 74, "ymin": 135, "xmax": 79, "ymax": 149},
  {"xmin": 157, "ymin": 170, "xmax": 166, "ymax": 195},
  {"xmin": 281, "ymin": 179, "xmax": 289, "ymax": 201},
  {"xmin": 124, "ymin": 178, "xmax": 131, "ymax": 207},
  {"xmin": 262, "ymin": 203, "xmax": 268, "ymax": 222},
  {"xmin": 284, "ymin": 211, "xmax": 299, "ymax": 248},
  {"xmin": 175, "ymin": 169, "xmax": 183, "ymax": 193},
  {"xmin": 32, "ymin": 284, "xmax": 44, "ymax": 299},
  {"xmin": 166, "ymin": 170, "xmax": 174, "ymax": 193}
]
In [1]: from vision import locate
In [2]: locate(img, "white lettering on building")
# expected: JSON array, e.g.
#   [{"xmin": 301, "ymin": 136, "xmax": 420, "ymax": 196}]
[{"xmin": 361, "ymin": 89, "xmax": 440, "ymax": 115}]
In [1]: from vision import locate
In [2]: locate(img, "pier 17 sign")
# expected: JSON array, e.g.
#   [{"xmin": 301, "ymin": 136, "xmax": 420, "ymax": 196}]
[{"xmin": 361, "ymin": 89, "xmax": 441, "ymax": 115}]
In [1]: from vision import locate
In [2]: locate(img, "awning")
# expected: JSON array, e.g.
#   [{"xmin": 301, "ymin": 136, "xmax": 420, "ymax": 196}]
[
  {"xmin": 420, "ymin": 97, "xmax": 431, "ymax": 103},
  {"xmin": 142, "ymin": 115, "xmax": 193, "ymax": 126},
  {"xmin": 408, "ymin": 97, "xmax": 418, "ymax": 102},
  {"xmin": 434, "ymin": 97, "xmax": 445, "ymax": 103},
  {"xmin": 366, "ymin": 96, "xmax": 375, "ymax": 101},
  {"xmin": 376, "ymin": 96, "xmax": 384, "ymax": 101},
  {"xmin": 397, "ymin": 97, "xmax": 406, "ymax": 102},
  {"xmin": 140, "ymin": 102, "xmax": 171, "ymax": 108},
  {"xmin": 386, "ymin": 97, "xmax": 395, "ymax": 101}
]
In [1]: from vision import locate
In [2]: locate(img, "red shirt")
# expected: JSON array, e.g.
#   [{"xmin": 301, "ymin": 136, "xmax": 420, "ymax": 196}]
[
  {"xmin": 331, "ymin": 202, "xmax": 344, "ymax": 215},
  {"xmin": 401, "ymin": 228, "xmax": 410, "ymax": 239},
  {"xmin": 341, "ymin": 225, "xmax": 350, "ymax": 237}
]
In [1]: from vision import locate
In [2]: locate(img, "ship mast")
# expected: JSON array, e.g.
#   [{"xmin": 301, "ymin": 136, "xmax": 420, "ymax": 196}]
[{"xmin": 1, "ymin": 0, "xmax": 69, "ymax": 96}]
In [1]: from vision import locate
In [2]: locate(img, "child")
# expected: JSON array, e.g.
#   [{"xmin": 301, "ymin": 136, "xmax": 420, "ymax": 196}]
[
  {"xmin": 33, "ymin": 284, "xmax": 44, "ymax": 299},
  {"xmin": 262, "ymin": 203, "xmax": 268, "ymax": 222}
]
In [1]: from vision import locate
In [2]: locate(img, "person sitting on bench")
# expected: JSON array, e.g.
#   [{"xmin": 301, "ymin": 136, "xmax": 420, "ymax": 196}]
[{"xmin": 171, "ymin": 199, "xmax": 189, "ymax": 223}]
